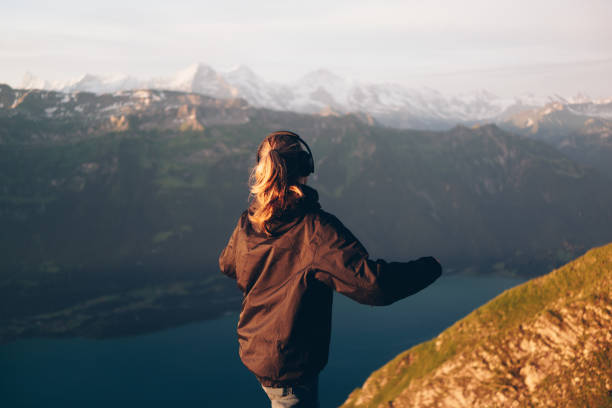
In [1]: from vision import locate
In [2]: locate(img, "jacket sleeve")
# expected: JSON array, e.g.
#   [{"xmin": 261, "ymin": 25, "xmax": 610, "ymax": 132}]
[
  {"xmin": 218, "ymin": 216, "xmax": 242, "ymax": 280},
  {"xmin": 311, "ymin": 211, "xmax": 442, "ymax": 306}
]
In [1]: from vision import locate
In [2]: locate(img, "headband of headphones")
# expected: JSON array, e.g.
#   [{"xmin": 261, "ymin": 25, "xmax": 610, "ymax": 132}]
[{"xmin": 258, "ymin": 130, "xmax": 315, "ymax": 176}]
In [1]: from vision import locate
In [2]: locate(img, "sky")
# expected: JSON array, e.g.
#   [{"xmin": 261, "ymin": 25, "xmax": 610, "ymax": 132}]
[{"xmin": 2, "ymin": 0, "xmax": 611, "ymax": 97}]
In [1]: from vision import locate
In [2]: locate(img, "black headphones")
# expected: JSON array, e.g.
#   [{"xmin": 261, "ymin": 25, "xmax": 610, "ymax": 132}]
[{"xmin": 258, "ymin": 130, "xmax": 315, "ymax": 177}]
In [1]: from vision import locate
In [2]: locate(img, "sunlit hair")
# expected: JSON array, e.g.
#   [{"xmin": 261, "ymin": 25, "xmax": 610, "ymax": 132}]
[{"xmin": 248, "ymin": 132, "xmax": 307, "ymax": 235}]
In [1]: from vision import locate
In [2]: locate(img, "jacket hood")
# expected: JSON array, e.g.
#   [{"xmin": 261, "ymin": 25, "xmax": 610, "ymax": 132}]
[{"xmin": 247, "ymin": 184, "xmax": 321, "ymax": 236}]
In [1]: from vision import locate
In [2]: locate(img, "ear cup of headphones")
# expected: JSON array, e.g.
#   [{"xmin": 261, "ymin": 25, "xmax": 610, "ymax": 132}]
[
  {"xmin": 295, "ymin": 137, "xmax": 314, "ymax": 175},
  {"xmin": 295, "ymin": 150, "xmax": 314, "ymax": 176},
  {"xmin": 280, "ymin": 150, "xmax": 312, "ymax": 177}
]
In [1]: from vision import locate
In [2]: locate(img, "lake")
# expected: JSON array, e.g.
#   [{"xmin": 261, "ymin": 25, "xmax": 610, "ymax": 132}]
[{"xmin": 0, "ymin": 274, "xmax": 524, "ymax": 407}]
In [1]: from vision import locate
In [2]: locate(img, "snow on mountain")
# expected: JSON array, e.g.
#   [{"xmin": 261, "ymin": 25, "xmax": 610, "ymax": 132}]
[
  {"xmin": 21, "ymin": 71, "xmax": 80, "ymax": 93},
  {"xmin": 566, "ymin": 100, "xmax": 612, "ymax": 119},
  {"xmin": 16, "ymin": 63, "xmax": 612, "ymax": 129},
  {"xmin": 147, "ymin": 63, "xmax": 237, "ymax": 99},
  {"xmin": 21, "ymin": 71, "xmax": 142, "ymax": 94},
  {"xmin": 20, "ymin": 72, "xmax": 48, "ymax": 90},
  {"xmin": 290, "ymin": 69, "xmax": 353, "ymax": 111},
  {"xmin": 222, "ymin": 64, "xmax": 290, "ymax": 110},
  {"xmin": 65, "ymin": 73, "xmax": 141, "ymax": 94}
]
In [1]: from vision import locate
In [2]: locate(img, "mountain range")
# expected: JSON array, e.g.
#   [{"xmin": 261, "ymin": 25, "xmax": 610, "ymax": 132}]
[
  {"xmin": 2, "ymin": 84, "xmax": 612, "ymax": 344},
  {"xmin": 498, "ymin": 101, "xmax": 612, "ymax": 179},
  {"xmin": 5, "ymin": 66, "xmax": 611, "ymax": 405},
  {"xmin": 19, "ymin": 63, "xmax": 612, "ymax": 130}
]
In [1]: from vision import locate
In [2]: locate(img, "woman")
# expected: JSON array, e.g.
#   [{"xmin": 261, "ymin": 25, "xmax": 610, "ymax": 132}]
[{"xmin": 219, "ymin": 130, "xmax": 442, "ymax": 407}]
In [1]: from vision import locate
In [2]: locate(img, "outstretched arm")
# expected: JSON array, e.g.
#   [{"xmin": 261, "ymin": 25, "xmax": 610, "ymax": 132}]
[{"xmin": 311, "ymin": 211, "xmax": 442, "ymax": 306}]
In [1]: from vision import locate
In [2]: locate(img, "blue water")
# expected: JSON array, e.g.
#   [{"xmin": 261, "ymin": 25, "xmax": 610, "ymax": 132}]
[{"xmin": 0, "ymin": 274, "xmax": 524, "ymax": 407}]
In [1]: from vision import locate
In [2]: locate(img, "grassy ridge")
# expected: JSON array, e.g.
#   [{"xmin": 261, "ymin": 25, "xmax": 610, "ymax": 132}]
[{"xmin": 342, "ymin": 242, "xmax": 612, "ymax": 407}]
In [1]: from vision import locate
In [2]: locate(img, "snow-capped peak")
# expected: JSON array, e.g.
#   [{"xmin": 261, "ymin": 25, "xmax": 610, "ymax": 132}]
[
  {"xmin": 20, "ymin": 71, "xmax": 46, "ymax": 89},
  {"xmin": 12, "ymin": 62, "xmax": 612, "ymax": 129},
  {"xmin": 296, "ymin": 68, "xmax": 346, "ymax": 87},
  {"xmin": 145, "ymin": 63, "xmax": 237, "ymax": 98},
  {"xmin": 224, "ymin": 64, "xmax": 259, "ymax": 81}
]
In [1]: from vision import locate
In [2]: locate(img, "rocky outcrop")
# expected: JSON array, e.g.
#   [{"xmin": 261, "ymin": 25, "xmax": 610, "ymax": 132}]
[
  {"xmin": 343, "ymin": 244, "xmax": 612, "ymax": 408},
  {"xmin": 0, "ymin": 85, "xmax": 250, "ymax": 139}
]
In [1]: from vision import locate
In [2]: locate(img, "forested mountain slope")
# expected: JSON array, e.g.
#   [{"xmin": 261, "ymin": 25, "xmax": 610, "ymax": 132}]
[{"xmin": 2, "ymin": 85, "xmax": 611, "ymax": 343}]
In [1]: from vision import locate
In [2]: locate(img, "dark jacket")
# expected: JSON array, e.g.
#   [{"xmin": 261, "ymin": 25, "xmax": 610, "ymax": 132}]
[{"xmin": 218, "ymin": 184, "xmax": 442, "ymax": 387}]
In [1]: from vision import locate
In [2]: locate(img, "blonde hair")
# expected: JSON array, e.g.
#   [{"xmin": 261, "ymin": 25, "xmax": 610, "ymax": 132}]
[{"xmin": 248, "ymin": 132, "xmax": 307, "ymax": 235}]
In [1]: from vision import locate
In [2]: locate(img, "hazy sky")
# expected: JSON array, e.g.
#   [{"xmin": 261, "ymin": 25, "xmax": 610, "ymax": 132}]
[{"xmin": 2, "ymin": 0, "xmax": 611, "ymax": 97}]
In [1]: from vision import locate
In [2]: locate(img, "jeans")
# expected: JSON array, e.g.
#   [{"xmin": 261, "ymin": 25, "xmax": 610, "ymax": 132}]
[{"xmin": 260, "ymin": 376, "xmax": 320, "ymax": 408}]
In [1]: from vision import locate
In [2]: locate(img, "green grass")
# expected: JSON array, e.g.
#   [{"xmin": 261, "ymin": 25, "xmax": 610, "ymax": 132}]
[
  {"xmin": 152, "ymin": 231, "xmax": 175, "ymax": 244},
  {"xmin": 343, "ymin": 242, "xmax": 612, "ymax": 407}
]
